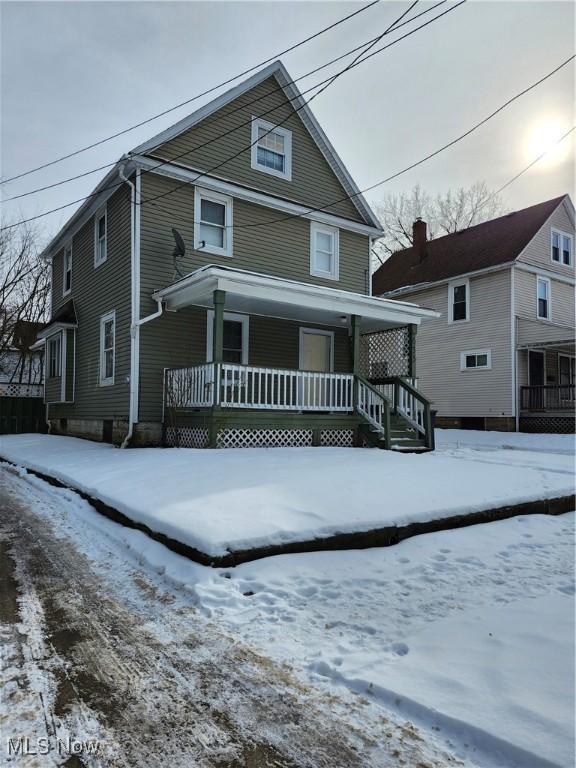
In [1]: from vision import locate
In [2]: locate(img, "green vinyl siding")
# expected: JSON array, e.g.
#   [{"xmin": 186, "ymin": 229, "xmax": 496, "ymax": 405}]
[
  {"xmin": 153, "ymin": 75, "xmax": 365, "ymax": 224},
  {"xmin": 48, "ymin": 185, "xmax": 132, "ymax": 421},
  {"xmin": 139, "ymin": 309, "xmax": 351, "ymax": 423},
  {"xmin": 139, "ymin": 173, "xmax": 368, "ymax": 320}
]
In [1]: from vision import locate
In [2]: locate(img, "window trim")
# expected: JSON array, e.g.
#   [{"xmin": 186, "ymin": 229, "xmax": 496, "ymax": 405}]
[
  {"xmin": 448, "ymin": 278, "xmax": 470, "ymax": 323},
  {"xmin": 194, "ymin": 187, "xmax": 233, "ymax": 257},
  {"xmin": 99, "ymin": 310, "xmax": 116, "ymax": 386},
  {"xmin": 63, "ymin": 242, "xmax": 72, "ymax": 296},
  {"xmin": 47, "ymin": 333, "xmax": 62, "ymax": 379},
  {"xmin": 551, "ymin": 228, "xmax": 573, "ymax": 266},
  {"xmin": 250, "ymin": 117, "xmax": 292, "ymax": 181},
  {"xmin": 206, "ymin": 310, "xmax": 249, "ymax": 364},
  {"xmin": 460, "ymin": 348, "xmax": 492, "ymax": 371},
  {"xmin": 94, "ymin": 206, "xmax": 107, "ymax": 267},
  {"xmin": 309, "ymin": 222, "xmax": 340, "ymax": 281},
  {"xmin": 536, "ymin": 276, "xmax": 552, "ymax": 321}
]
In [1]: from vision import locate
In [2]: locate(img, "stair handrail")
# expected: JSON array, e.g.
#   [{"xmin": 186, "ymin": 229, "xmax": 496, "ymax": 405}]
[
  {"xmin": 375, "ymin": 375, "xmax": 434, "ymax": 450},
  {"xmin": 355, "ymin": 374, "xmax": 391, "ymax": 449}
]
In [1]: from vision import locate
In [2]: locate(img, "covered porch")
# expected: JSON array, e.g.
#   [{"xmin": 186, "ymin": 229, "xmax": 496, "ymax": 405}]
[
  {"xmin": 154, "ymin": 265, "xmax": 438, "ymax": 450},
  {"xmin": 516, "ymin": 318, "xmax": 575, "ymax": 432}
]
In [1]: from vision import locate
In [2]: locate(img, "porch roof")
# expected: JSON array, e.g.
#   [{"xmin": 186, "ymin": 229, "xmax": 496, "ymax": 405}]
[
  {"xmin": 153, "ymin": 265, "xmax": 439, "ymax": 332},
  {"xmin": 517, "ymin": 318, "xmax": 575, "ymax": 350}
]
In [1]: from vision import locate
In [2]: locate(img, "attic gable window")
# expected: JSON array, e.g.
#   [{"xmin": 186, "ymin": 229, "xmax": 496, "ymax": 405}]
[
  {"xmin": 251, "ymin": 118, "xmax": 292, "ymax": 181},
  {"xmin": 551, "ymin": 229, "xmax": 573, "ymax": 266},
  {"xmin": 448, "ymin": 278, "xmax": 469, "ymax": 323}
]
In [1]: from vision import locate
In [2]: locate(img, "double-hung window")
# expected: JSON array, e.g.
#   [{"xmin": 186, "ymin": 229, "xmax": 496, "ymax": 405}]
[
  {"xmin": 194, "ymin": 188, "xmax": 232, "ymax": 257},
  {"xmin": 206, "ymin": 311, "xmax": 249, "ymax": 365},
  {"xmin": 94, "ymin": 207, "xmax": 107, "ymax": 266},
  {"xmin": 99, "ymin": 311, "xmax": 115, "ymax": 385},
  {"xmin": 48, "ymin": 334, "xmax": 61, "ymax": 378},
  {"xmin": 551, "ymin": 229, "xmax": 573, "ymax": 266},
  {"xmin": 251, "ymin": 118, "xmax": 292, "ymax": 180},
  {"xmin": 448, "ymin": 279, "xmax": 469, "ymax": 323},
  {"xmin": 310, "ymin": 222, "xmax": 339, "ymax": 281},
  {"xmin": 460, "ymin": 349, "xmax": 491, "ymax": 370},
  {"xmin": 536, "ymin": 277, "xmax": 551, "ymax": 320},
  {"xmin": 63, "ymin": 243, "xmax": 72, "ymax": 295}
]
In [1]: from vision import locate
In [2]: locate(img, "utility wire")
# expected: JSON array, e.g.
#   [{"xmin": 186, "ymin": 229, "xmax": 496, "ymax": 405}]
[
  {"xmin": 4, "ymin": 0, "xmax": 448, "ymax": 203},
  {"xmin": 143, "ymin": 52, "xmax": 574, "ymax": 230},
  {"xmin": 0, "ymin": 0, "xmax": 382, "ymax": 185},
  {"xmin": 0, "ymin": 0, "xmax": 458, "ymax": 230}
]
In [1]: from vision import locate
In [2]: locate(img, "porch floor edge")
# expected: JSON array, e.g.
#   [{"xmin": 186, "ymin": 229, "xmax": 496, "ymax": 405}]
[{"xmin": 3, "ymin": 456, "xmax": 573, "ymax": 568}]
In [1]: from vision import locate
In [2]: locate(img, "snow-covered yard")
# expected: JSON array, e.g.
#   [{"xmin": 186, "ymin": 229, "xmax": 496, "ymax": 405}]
[
  {"xmin": 1, "ymin": 430, "xmax": 574, "ymax": 766},
  {"xmin": 0, "ymin": 432, "xmax": 573, "ymax": 558}
]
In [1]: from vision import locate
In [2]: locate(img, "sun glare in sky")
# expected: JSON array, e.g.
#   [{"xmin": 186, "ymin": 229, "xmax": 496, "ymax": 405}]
[{"xmin": 524, "ymin": 118, "xmax": 572, "ymax": 169}]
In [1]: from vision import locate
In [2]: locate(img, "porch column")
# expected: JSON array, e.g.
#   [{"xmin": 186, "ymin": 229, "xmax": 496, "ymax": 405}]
[
  {"xmin": 351, "ymin": 315, "xmax": 361, "ymax": 376},
  {"xmin": 212, "ymin": 290, "xmax": 225, "ymax": 363},
  {"xmin": 408, "ymin": 324, "xmax": 417, "ymax": 379}
]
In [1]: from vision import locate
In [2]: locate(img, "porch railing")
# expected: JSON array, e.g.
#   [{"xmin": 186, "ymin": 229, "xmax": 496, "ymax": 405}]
[
  {"xmin": 357, "ymin": 376, "xmax": 391, "ymax": 447},
  {"xmin": 164, "ymin": 364, "xmax": 434, "ymax": 450},
  {"xmin": 520, "ymin": 385, "xmax": 575, "ymax": 411},
  {"xmin": 165, "ymin": 363, "xmax": 354, "ymax": 412}
]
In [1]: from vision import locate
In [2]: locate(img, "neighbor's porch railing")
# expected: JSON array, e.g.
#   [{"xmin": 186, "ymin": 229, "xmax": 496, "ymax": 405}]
[
  {"xmin": 520, "ymin": 384, "xmax": 575, "ymax": 411},
  {"xmin": 165, "ymin": 363, "xmax": 354, "ymax": 412}
]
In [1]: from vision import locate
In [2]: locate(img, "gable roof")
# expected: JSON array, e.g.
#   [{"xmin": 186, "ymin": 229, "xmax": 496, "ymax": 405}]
[
  {"xmin": 372, "ymin": 195, "xmax": 572, "ymax": 295},
  {"xmin": 131, "ymin": 61, "xmax": 380, "ymax": 230},
  {"xmin": 41, "ymin": 61, "xmax": 382, "ymax": 260}
]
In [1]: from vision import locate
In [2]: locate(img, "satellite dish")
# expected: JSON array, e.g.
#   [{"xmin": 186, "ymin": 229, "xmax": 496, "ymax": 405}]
[{"xmin": 172, "ymin": 228, "xmax": 186, "ymax": 278}]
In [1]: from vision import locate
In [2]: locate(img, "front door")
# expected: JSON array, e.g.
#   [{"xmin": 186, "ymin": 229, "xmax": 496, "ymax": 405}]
[
  {"xmin": 528, "ymin": 350, "xmax": 545, "ymax": 409},
  {"xmin": 299, "ymin": 329, "xmax": 333, "ymax": 409}
]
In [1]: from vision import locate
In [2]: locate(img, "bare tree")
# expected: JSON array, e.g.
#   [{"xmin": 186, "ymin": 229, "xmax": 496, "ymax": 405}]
[
  {"xmin": 373, "ymin": 181, "xmax": 507, "ymax": 265},
  {"xmin": 0, "ymin": 222, "xmax": 49, "ymax": 385}
]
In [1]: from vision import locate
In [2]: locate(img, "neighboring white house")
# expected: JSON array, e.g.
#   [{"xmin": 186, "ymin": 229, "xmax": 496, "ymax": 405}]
[{"xmin": 372, "ymin": 195, "xmax": 575, "ymax": 433}]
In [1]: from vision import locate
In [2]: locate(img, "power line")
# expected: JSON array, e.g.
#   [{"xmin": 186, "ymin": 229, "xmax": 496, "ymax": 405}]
[
  {"xmin": 144, "ymin": 53, "xmax": 575, "ymax": 231},
  {"xmin": 0, "ymin": 0, "xmax": 381, "ymax": 186},
  {"xmin": 4, "ymin": 0, "xmax": 449, "ymax": 203},
  {"xmin": 138, "ymin": 0, "xmax": 465, "ymax": 211},
  {"xmin": 1, "ymin": 0, "xmax": 459, "ymax": 230},
  {"xmin": 487, "ymin": 125, "xmax": 575, "ymax": 201}
]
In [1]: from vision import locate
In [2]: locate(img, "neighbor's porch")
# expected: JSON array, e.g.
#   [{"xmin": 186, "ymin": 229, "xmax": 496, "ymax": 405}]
[
  {"xmin": 518, "ymin": 339, "xmax": 575, "ymax": 433},
  {"xmin": 155, "ymin": 265, "xmax": 438, "ymax": 450}
]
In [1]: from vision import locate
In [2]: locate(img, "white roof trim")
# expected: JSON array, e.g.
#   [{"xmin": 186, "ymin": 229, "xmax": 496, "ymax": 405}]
[
  {"xmin": 131, "ymin": 60, "xmax": 381, "ymax": 230},
  {"xmin": 37, "ymin": 322, "xmax": 77, "ymax": 340},
  {"xmin": 153, "ymin": 264, "xmax": 439, "ymax": 326},
  {"xmin": 134, "ymin": 154, "xmax": 382, "ymax": 237}
]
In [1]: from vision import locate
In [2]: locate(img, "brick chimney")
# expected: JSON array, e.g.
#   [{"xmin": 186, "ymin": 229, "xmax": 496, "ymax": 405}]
[{"xmin": 413, "ymin": 218, "xmax": 427, "ymax": 262}]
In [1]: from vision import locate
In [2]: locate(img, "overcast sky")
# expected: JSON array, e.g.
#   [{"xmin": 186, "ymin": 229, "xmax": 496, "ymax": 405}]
[{"xmin": 1, "ymin": 1, "xmax": 574, "ymax": 244}]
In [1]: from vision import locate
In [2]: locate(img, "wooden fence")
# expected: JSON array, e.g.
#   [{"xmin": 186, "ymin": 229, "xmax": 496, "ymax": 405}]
[{"xmin": 0, "ymin": 397, "xmax": 46, "ymax": 435}]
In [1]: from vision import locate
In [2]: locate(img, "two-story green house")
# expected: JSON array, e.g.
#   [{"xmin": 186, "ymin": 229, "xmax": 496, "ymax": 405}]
[{"xmin": 37, "ymin": 61, "xmax": 437, "ymax": 450}]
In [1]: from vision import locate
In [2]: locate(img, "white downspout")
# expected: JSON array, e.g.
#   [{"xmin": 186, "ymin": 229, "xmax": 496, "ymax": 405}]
[
  {"xmin": 120, "ymin": 164, "xmax": 163, "ymax": 448},
  {"xmin": 511, "ymin": 265, "xmax": 519, "ymax": 432}
]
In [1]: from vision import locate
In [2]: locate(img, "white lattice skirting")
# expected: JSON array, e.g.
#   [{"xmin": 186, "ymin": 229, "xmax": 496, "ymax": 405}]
[
  {"xmin": 165, "ymin": 426, "xmax": 209, "ymax": 448},
  {"xmin": 0, "ymin": 383, "xmax": 43, "ymax": 398},
  {"xmin": 320, "ymin": 428, "xmax": 355, "ymax": 447},
  {"xmin": 217, "ymin": 428, "xmax": 314, "ymax": 448}
]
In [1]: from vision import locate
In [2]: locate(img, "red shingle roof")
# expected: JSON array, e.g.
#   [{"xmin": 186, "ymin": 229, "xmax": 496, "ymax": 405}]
[{"xmin": 372, "ymin": 195, "xmax": 569, "ymax": 295}]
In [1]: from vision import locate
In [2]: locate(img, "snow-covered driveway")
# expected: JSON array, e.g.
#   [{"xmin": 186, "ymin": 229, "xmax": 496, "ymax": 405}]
[{"xmin": 0, "ymin": 465, "xmax": 465, "ymax": 768}]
